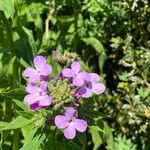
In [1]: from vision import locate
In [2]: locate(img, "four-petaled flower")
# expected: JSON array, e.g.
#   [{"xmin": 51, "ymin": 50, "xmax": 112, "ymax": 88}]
[
  {"xmin": 23, "ymin": 56, "xmax": 52, "ymax": 83},
  {"xmin": 55, "ymin": 107, "xmax": 87, "ymax": 139},
  {"xmin": 24, "ymin": 81, "xmax": 52, "ymax": 110},
  {"xmin": 76, "ymin": 73, "xmax": 106, "ymax": 98},
  {"xmin": 62, "ymin": 61, "xmax": 89, "ymax": 86}
]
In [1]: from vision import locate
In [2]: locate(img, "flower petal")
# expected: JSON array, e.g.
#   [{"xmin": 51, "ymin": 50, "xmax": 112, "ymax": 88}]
[
  {"xmin": 26, "ymin": 83, "xmax": 38, "ymax": 94},
  {"xmin": 65, "ymin": 107, "xmax": 77, "ymax": 120},
  {"xmin": 77, "ymin": 86, "xmax": 92, "ymax": 98},
  {"xmin": 40, "ymin": 64, "xmax": 52, "ymax": 76},
  {"xmin": 38, "ymin": 95, "xmax": 52, "ymax": 106},
  {"xmin": 55, "ymin": 115, "xmax": 69, "ymax": 129},
  {"xmin": 24, "ymin": 94, "xmax": 38, "ymax": 105},
  {"xmin": 92, "ymin": 83, "xmax": 106, "ymax": 94},
  {"xmin": 76, "ymin": 86, "xmax": 87, "ymax": 95},
  {"xmin": 33, "ymin": 56, "xmax": 46, "ymax": 71},
  {"xmin": 40, "ymin": 81, "xmax": 47, "ymax": 92},
  {"xmin": 28, "ymin": 74, "xmax": 40, "ymax": 83},
  {"xmin": 78, "ymin": 72, "xmax": 90, "ymax": 81},
  {"xmin": 82, "ymin": 88, "xmax": 92, "ymax": 98},
  {"xmin": 73, "ymin": 72, "xmax": 89, "ymax": 86},
  {"xmin": 64, "ymin": 124, "xmax": 76, "ymax": 139},
  {"xmin": 89, "ymin": 73, "xmax": 100, "ymax": 82},
  {"xmin": 73, "ymin": 76, "xmax": 84, "ymax": 86},
  {"xmin": 71, "ymin": 61, "xmax": 80, "ymax": 74},
  {"xmin": 22, "ymin": 68, "xmax": 37, "ymax": 77},
  {"xmin": 62, "ymin": 68, "xmax": 75, "ymax": 78},
  {"xmin": 74, "ymin": 119, "xmax": 87, "ymax": 132}
]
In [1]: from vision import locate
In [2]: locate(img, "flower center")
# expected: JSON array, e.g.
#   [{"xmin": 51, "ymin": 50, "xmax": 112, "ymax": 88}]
[
  {"xmin": 48, "ymin": 79, "xmax": 73, "ymax": 110},
  {"xmin": 30, "ymin": 102, "xmax": 40, "ymax": 110},
  {"xmin": 85, "ymin": 81, "xmax": 92, "ymax": 89},
  {"xmin": 68, "ymin": 118, "xmax": 75, "ymax": 123}
]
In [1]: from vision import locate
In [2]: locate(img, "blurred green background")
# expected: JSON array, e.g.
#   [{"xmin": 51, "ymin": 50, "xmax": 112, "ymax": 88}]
[{"xmin": 0, "ymin": 0, "xmax": 150, "ymax": 149}]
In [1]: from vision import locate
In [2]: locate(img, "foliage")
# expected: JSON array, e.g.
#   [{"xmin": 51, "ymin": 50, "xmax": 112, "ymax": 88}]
[
  {"xmin": 114, "ymin": 134, "xmax": 137, "ymax": 150},
  {"xmin": 0, "ymin": 0, "xmax": 150, "ymax": 150}
]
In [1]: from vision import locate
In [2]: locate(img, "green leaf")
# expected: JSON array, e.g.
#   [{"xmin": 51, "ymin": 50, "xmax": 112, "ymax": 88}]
[
  {"xmin": 20, "ymin": 128, "xmax": 46, "ymax": 150},
  {"xmin": 20, "ymin": 128, "xmax": 40, "ymax": 150},
  {"xmin": 81, "ymin": 37, "xmax": 105, "ymax": 54},
  {"xmin": 6, "ymin": 55, "xmax": 17, "ymax": 75},
  {"xmin": 0, "ymin": 87, "xmax": 8, "ymax": 94},
  {"xmin": 13, "ymin": 100, "xmax": 33, "ymax": 114},
  {"xmin": 0, "ymin": 121, "xmax": 8, "ymax": 131},
  {"xmin": 1, "ymin": 88, "xmax": 25, "ymax": 100},
  {"xmin": 20, "ymin": 138, "xmax": 39, "ymax": 150},
  {"xmin": 89, "ymin": 127, "xmax": 103, "ymax": 150},
  {"xmin": 57, "ymin": 15, "xmax": 74, "ymax": 23},
  {"xmin": 19, "ymin": 26, "xmax": 37, "ymax": 55},
  {"xmin": 20, "ymin": 57, "xmax": 30, "ymax": 68},
  {"xmin": 98, "ymin": 54, "xmax": 107, "ymax": 73},
  {"xmin": 0, "ymin": 0, "xmax": 14, "ymax": 19},
  {"xmin": 2, "ymin": 116, "xmax": 33, "ymax": 131},
  {"xmin": 81, "ymin": 37, "xmax": 106, "ymax": 72},
  {"xmin": 89, "ymin": 125, "xmax": 105, "ymax": 134},
  {"xmin": 14, "ymin": 26, "xmax": 37, "ymax": 63},
  {"xmin": 104, "ymin": 122, "xmax": 114, "ymax": 150},
  {"xmin": 114, "ymin": 134, "xmax": 137, "ymax": 150}
]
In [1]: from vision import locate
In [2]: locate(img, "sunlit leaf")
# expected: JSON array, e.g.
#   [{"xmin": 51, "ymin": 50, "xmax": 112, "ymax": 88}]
[
  {"xmin": 89, "ymin": 126, "xmax": 103, "ymax": 150},
  {"xmin": 0, "ymin": 0, "xmax": 14, "ymax": 19},
  {"xmin": 2, "ymin": 116, "xmax": 33, "ymax": 131},
  {"xmin": 81, "ymin": 37, "xmax": 105, "ymax": 54}
]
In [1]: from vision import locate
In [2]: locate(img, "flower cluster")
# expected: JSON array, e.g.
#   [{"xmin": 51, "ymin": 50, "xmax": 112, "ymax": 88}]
[
  {"xmin": 23, "ymin": 55, "xmax": 105, "ymax": 139},
  {"xmin": 23, "ymin": 56, "xmax": 52, "ymax": 110},
  {"xmin": 62, "ymin": 61, "xmax": 105, "ymax": 98}
]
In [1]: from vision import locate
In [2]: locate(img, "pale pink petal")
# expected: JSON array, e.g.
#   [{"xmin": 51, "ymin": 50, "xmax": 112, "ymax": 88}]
[
  {"xmin": 73, "ymin": 71, "xmax": 90, "ymax": 86},
  {"xmin": 26, "ymin": 83, "xmax": 38, "ymax": 94},
  {"xmin": 22, "ymin": 68, "xmax": 37, "ymax": 77},
  {"xmin": 65, "ymin": 107, "xmax": 77, "ymax": 120},
  {"xmin": 71, "ymin": 61, "xmax": 80, "ymax": 74},
  {"xmin": 40, "ymin": 81, "xmax": 47, "ymax": 92},
  {"xmin": 64, "ymin": 123, "xmax": 76, "ymax": 139},
  {"xmin": 73, "ymin": 76, "xmax": 84, "ymax": 86},
  {"xmin": 89, "ymin": 73, "xmax": 100, "ymax": 82},
  {"xmin": 78, "ymin": 72, "xmax": 90, "ymax": 81},
  {"xmin": 33, "ymin": 56, "xmax": 46, "ymax": 71},
  {"xmin": 92, "ymin": 83, "xmax": 106, "ymax": 94},
  {"xmin": 55, "ymin": 115, "xmax": 69, "ymax": 129},
  {"xmin": 28, "ymin": 74, "xmax": 40, "ymax": 83},
  {"xmin": 40, "ymin": 64, "xmax": 52, "ymax": 76},
  {"xmin": 82, "ymin": 88, "xmax": 92, "ymax": 98},
  {"xmin": 38, "ymin": 95, "xmax": 52, "ymax": 106},
  {"xmin": 74, "ymin": 119, "xmax": 87, "ymax": 132},
  {"xmin": 24, "ymin": 94, "xmax": 38, "ymax": 105},
  {"xmin": 62, "ymin": 68, "xmax": 75, "ymax": 78}
]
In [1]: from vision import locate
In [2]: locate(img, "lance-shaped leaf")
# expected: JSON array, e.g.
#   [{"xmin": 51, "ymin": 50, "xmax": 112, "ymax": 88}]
[
  {"xmin": 2, "ymin": 116, "xmax": 33, "ymax": 131},
  {"xmin": 81, "ymin": 37, "xmax": 107, "ymax": 73}
]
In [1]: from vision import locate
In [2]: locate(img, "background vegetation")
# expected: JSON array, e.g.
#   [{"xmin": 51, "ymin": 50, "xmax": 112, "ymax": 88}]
[{"xmin": 0, "ymin": 0, "xmax": 149, "ymax": 149}]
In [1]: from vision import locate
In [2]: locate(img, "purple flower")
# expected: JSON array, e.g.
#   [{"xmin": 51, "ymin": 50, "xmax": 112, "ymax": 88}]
[
  {"xmin": 24, "ymin": 81, "xmax": 52, "ymax": 110},
  {"xmin": 55, "ymin": 107, "xmax": 87, "ymax": 139},
  {"xmin": 23, "ymin": 56, "xmax": 52, "ymax": 83},
  {"xmin": 62, "ymin": 61, "xmax": 89, "ymax": 86},
  {"xmin": 76, "ymin": 73, "xmax": 106, "ymax": 98}
]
